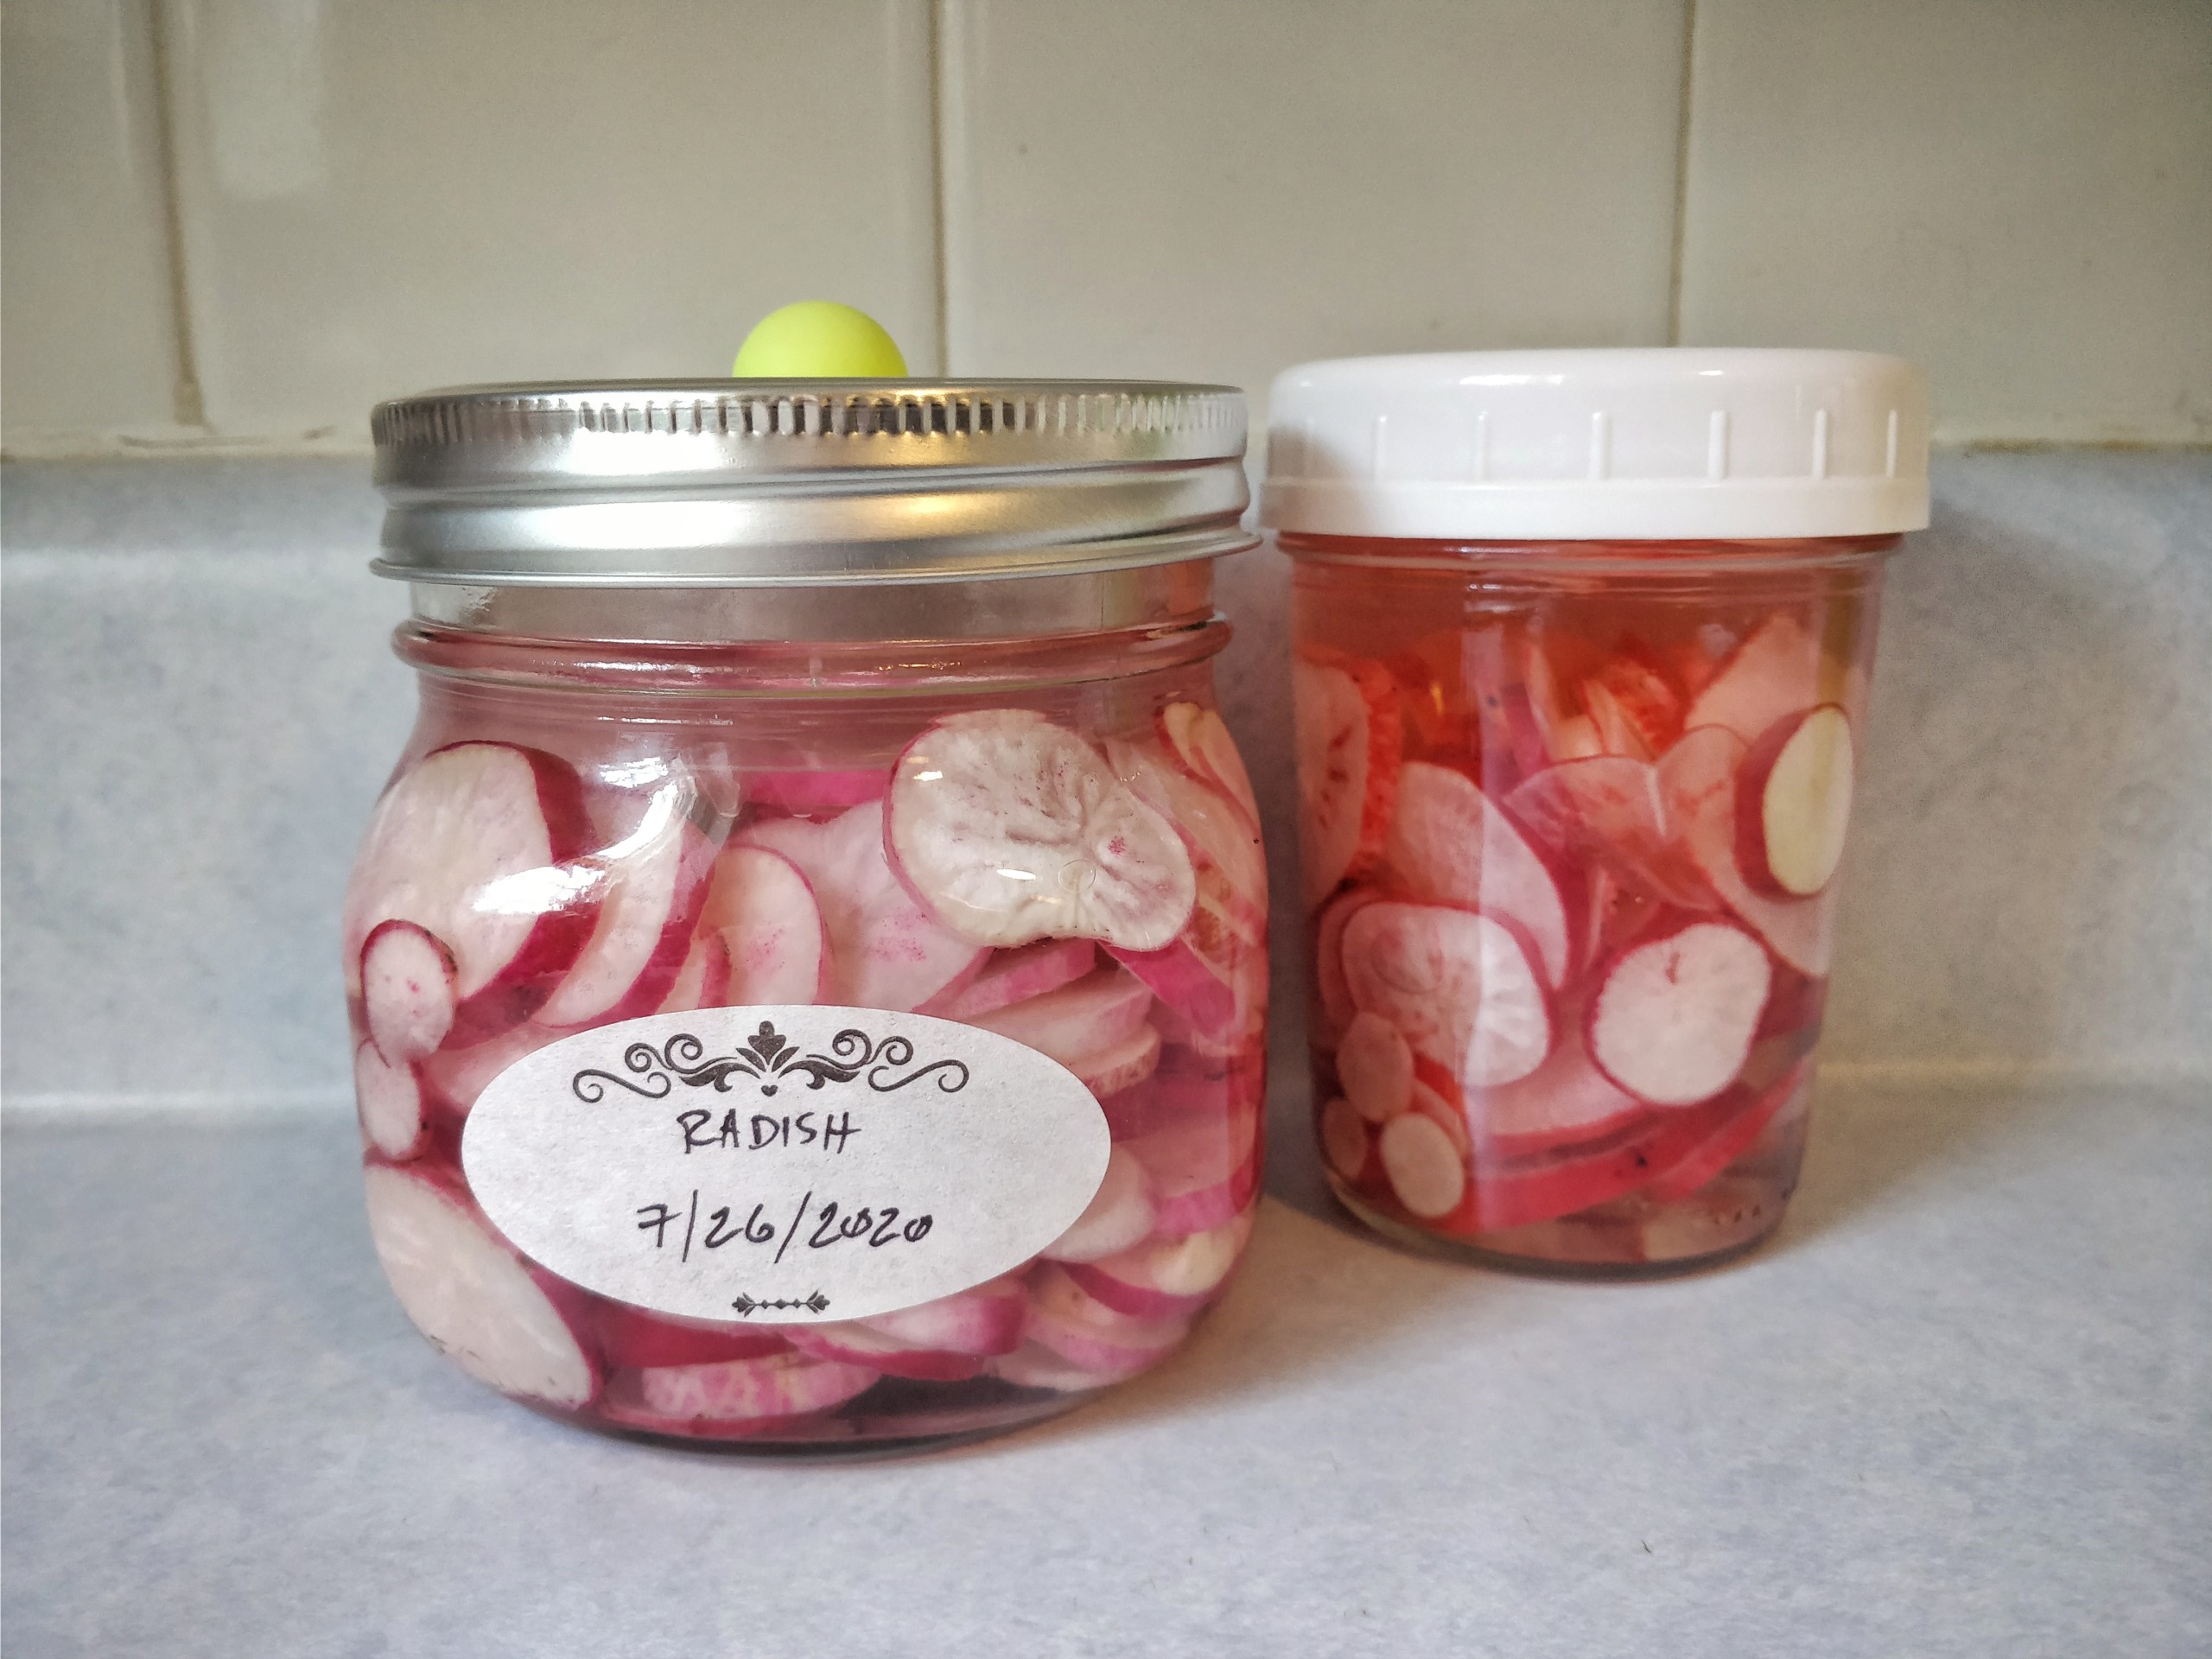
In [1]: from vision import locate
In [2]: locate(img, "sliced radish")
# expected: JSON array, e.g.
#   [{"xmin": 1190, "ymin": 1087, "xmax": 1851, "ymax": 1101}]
[
  {"xmin": 1684, "ymin": 612, "xmax": 1824, "ymax": 741},
  {"xmin": 630, "ymin": 1351, "xmax": 879, "ymax": 1427},
  {"xmin": 1378, "ymin": 1111, "xmax": 1466, "ymax": 1219},
  {"xmin": 1071, "ymin": 1021, "xmax": 1164, "ymax": 1096},
  {"xmin": 988, "ymin": 1341, "xmax": 1122, "ymax": 1393},
  {"xmin": 739, "ymin": 800, "xmax": 982, "ymax": 1010},
  {"xmin": 1293, "ymin": 651, "xmax": 1401, "ymax": 907},
  {"xmin": 1025, "ymin": 1266, "xmax": 1190, "ymax": 1379},
  {"xmin": 1459, "ymin": 1092, "xmax": 1745, "ymax": 1233},
  {"xmin": 922, "ymin": 937, "xmax": 1097, "ymax": 1019},
  {"xmin": 1505, "ymin": 755, "xmax": 1709, "ymax": 910},
  {"xmin": 1587, "ymin": 920, "xmax": 1773, "ymax": 1107},
  {"xmin": 1661, "ymin": 728, "xmax": 1835, "ymax": 975},
  {"xmin": 353, "ymin": 1039, "xmax": 428, "ymax": 1160},
  {"xmin": 652, "ymin": 931, "xmax": 732, "ymax": 1015},
  {"xmin": 593, "ymin": 1302, "xmax": 791, "ymax": 1370},
  {"xmin": 1107, "ymin": 931, "xmax": 1237, "ymax": 1041},
  {"xmin": 1161, "ymin": 701, "xmax": 1261, "ymax": 826},
  {"xmin": 1043, "ymin": 1144, "xmax": 1159, "ymax": 1262},
  {"xmin": 1465, "ymin": 627, "xmax": 1556, "ymax": 784},
  {"xmin": 963, "ymin": 965, "xmax": 1154, "ymax": 1065},
  {"xmin": 861, "ymin": 1277, "xmax": 1027, "ymax": 1357},
  {"xmin": 1321, "ymin": 1096, "xmax": 1373, "ymax": 1179},
  {"xmin": 1645, "ymin": 1060, "xmax": 1807, "ymax": 1201},
  {"xmin": 1312, "ymin": 886, "xmax": 1380, "ymax": 1042},
  {"xmin": 537, "ymin": 804, "xmax": 717, "ymax": 1028},
  {"xmin": 1736, "ymin": 704, "xmax": 1855, "ymax": 897},
  {"xmin": 1125, "ymin": 1103, "xmax": 1261, "ymax": 1236},
  {"xmin": 1064, "ymin": 1208, "xmax": 1252, "ymax": 1319},
  {"xmin": 1107, "ymin": 734, "xmax": 1267, "ymax": 931},
  {"xmin": 1383, "ymin": 762, "xmax": 1572, "ymax": 987},
  {"xmin": 341, "ymin": 743, "xmax": 597, "ymax": 1027},
  {"xmin": 1462, "ymin": 1025, "xmax": 1644, "ymax": 1153},
  {"xmin": 744, "ymin": 767, "xmax": 887, "ymax": 817},
  {"xmin": 887, "ymin": 710, "xmax": 1196, "ymax": 951},
  {"xmin": 698, "ymin": 842, "xmax": 830, "ymax": 1005},
  {"xmin": 416, "ymin": 1019, "xmax": 563, "ymax": 1116},
  {"xmin": 1336, "ymin": 1012, "xmax": 1414, "ymax": 1123},
  {"xmin": 360, "ymin": 920, "xmax": 457, "ymax": 1065},
  {"xmin": 787, "ymin": 1325, "xmax": 984, "ymax": 1382},
  {"xmin": 1339, "ymin": 902, "xmax": 1553, "ymax": 1088},
  {"xmin": 363, "ymin": 1165, "xmax": 597, "ymax": 1408}
]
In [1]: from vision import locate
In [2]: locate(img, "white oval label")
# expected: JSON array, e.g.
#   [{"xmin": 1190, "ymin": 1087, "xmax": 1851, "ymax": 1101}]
[{"xmin": 461, "ymin": 1006, "xmax": 1110, "ymax": 1325}]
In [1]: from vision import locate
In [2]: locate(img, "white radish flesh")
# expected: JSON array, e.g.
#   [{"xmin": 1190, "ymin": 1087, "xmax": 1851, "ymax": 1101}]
[
  {"xmin": 363, "ymin": 1166, "xmax": 596, "ymax": 1408},
  {"xmin": 1162, "ymin": 702, "xmax": 1261, "ymax": 825},
  {"xmin": 1042, "ymin": 1145, "xmax": 1159, "ymax": 1262},
  {"xmin": 341, "ymin": 742, "xmax": 595, "ymax": 1004},
  {"xmin": 1587, "ymin": 920, "xmax": 1773, "ymax": 1107},
  {"xmin": 1107, "ymin": 734, "xmax": 1267, "ymax": 931},
  {"xmin": 964, "ymin": 965, "xmax": 1154, "ymax": 1065},
  {"xmin": 1065, "ymin": 1209, "xmax": 1252, "ymax": 1319},
  {"xmin": 361, "ymin": 921, "xmax": 456, "ymax": 1065},
  {"xmin": 1025, "ymin": 1266, "xmax": 1190, "ymax": 1379},
  {"xmin": 1379, "ymin": 1111, "xmax": 1466, "ymax": 1220},
  {"xmin": 1463, "ymin": 1026, "xmax": 1643, "ymax": 1151},
  {"xmin": 860, "ymin": 1277, "xmax": 1027, "ymax": 1357},
  {"xmin": 787, "ymin": 1325, "xmax": 983, "ymax": 1382},
  {"xmin": 1126, "ymin": 1103, "xmax": 1260, "ymax": 1236},
  {"xmin": 417, "ymin": 1020, "xmax": 562, "ymax": 1116},
  {"xmin": 1661, "ymin": 727, "xmax": 1836, "ymax": 975},
  {"xmin": 632, "ymin": 1351, "xmax": 880, "ymax": 1425},
  {"xmin": 923, "ymin": 937, "xmax": 1097, "ymax": 1020},
  {"xmin": 353, "ymin": 1039, "xmax": 428, "ymax": 1160},
  {"xmin": 1738, "ymin": 705, "xmax": 1855, "ymax": 897},
  {"xmin": 739, "ymin": 800, "xmax": 982, "ymax": 1011},
  {"xmin": 652, "ymin": 931, "xmax": 732, "ymax": 1015},
  {"xmin": 989, "ymin": 1341, "xmax": 1122, "ymax": 1393},
  {"xmin": 1336, "ymin": 1011, "xmax": 1414, "ymax": 1122},
  {"xmin": 1384, "ymin": 762, "xmax": 1571, "ymax": 988},
  {"xmin": 1339, "ymin": 902, "xmax": 1554, "ymax": 1089},
  {"xmin": 537, "ymin": 804, "xmax": 716, "ymax": 1027},
  {"xmin": 1070, "ymin": 1021, "xmax": 1164, "ymax": 1097},
  {"xmin": 887, "ymin": 710, "xmax": 1197, "ymax": 951},
  {"xmin": 700, "ymin": 843, "xmax": 830, "ymax": 1005}
]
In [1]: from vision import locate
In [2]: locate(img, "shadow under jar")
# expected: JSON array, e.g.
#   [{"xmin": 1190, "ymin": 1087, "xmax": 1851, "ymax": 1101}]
[
  {"xmin": 1263, "ymin": 350, "xmax": 1929, "ymax": 1276},
  {"xmin": 346, "ymin": 381, "xmax": 1268, "ymax": 1453}
]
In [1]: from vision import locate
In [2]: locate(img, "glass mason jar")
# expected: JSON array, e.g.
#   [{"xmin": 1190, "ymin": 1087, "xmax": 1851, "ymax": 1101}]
[
  {"xmin": 346, "ymin": 381, "xmax": 1267, "ymax": 1452},
  {"xmin": 1262, "ymin": 351, "xmax": 1928, "ymax": 1275}
]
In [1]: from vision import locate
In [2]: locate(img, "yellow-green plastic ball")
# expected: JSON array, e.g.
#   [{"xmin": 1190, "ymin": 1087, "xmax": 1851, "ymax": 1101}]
[{"xmin": 731, "ymin": 302, "xmax": 907, "ymax": 378}]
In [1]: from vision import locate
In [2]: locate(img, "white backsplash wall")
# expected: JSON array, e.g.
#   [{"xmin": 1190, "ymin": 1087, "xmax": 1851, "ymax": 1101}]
[{"xmin": 3, "ymin": 453, "xmax": 2208, "ymax": 1109}]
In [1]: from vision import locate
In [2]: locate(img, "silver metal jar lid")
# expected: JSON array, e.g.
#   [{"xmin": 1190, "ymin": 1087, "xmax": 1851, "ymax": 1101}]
[{"xmin": 371, "ymin": 379, "xmax": 1255, "ymax": 587}]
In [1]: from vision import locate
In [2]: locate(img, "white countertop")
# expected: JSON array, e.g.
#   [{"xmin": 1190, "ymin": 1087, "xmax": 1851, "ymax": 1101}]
[{"xmin": 3, "ymin": 1073, "xmax": 2206, "ymax": 1656}]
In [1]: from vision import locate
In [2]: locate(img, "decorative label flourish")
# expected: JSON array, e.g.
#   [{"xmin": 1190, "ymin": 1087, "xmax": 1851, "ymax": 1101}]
[
  {"xmin": 572, "ymin": 1021, "xmax": 970, "ymax": 1104},
  {"xmin": 730, "ymin": 1291, "xmax": 830, "ymax": 1318}
]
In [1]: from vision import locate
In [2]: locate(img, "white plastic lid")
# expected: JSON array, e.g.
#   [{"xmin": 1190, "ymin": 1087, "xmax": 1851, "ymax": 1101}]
[{"xmin": 1260, "ymin": 349, "xmax": 1929, "ymax": 542}]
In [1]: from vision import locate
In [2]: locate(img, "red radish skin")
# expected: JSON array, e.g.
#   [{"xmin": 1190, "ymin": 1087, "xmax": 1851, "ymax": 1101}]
[
  {"xmin": 1461, "ymin": 1025, "xmax": 1644, "ymax": 1154},
  {"xmin": 1456, "ymin": 1093, "xmax": 1751, "ymax": 1234},
  {"xmin": 1024, "ymin": 1266, "xmax": 1191, "ymax": 1379},
  {"xmin": 1339, "ymin": 902, "xmax": 1554, "ymax": 1089},
  {"xmin": 628, "ymin": 1351, "xmax": 880, "ymax": 1427},
  {"xmin": 537, "ymin": 811, "xmax": 717, "ymax": 1027},
  {"xmin": 1378, "ymin": 1111, "xmax": 1466, "ymax": 1219},
  {"xmin": 1645, "ymin": 1061, "xmax": 1808, "ymax": 1201},
  {"xmin": 1382, "ymin": 762, "xmax": 1573, "ymax": 988},
  {"xmin": 1161, "ymin": 702, "xmax": 1261, "ymax": 826},
  {"xmin": 341, "ymin": 742, "xmax": 598, "ymax": 1024},
  {"xmin": 353, "ymin": 1039, "xmax": 429, "ymax": 1160},
  {"xmin": 1661, "ymin": 728, "xmax": 1836, "ymax": 975},
  {"xmin": 1096, "ymin": 1064, "xmax": 1253, "ymax": 1142},
  {"xmin": 1321, "ymin": 1096, "xmax": 1373, "ymax": 1179},
  {"xmin": 363, "ymin": 1165, "xmax": 599, "ymax": 1408},
  {"xmin": 922, "ymin": 938, "xmax": 1097, "ymax": 1020},
  {"xmin": 1293, "ymin": 650, "xmax": 1402, "ymax": 906},
  {"xmin": 739, "ymin": 801, "xmax": 982, "ymax": 1011},
  {"xmin": 591, "ymin": 1302, "xmax": 791, "ymax": 1370},
  {"xmin": 1107, "ymin": 934, "xmax": 1236, "ymax": 1039},
  {"xmin": 699, "ymin": 843, "xmax": 831, "ymax": 1005},
  {"xmin": 1064, "ymin": 1209, "xmax": 1252, "ymax": 1319},
  {"xmin": 1734, "ymin": 704, "xmax": 1856, "ymax": 898},
  {"xmin": 787, "ymin": 1326, "xmax": 984, "ymax": 1382},
  {"xmin": 652, "ymin": 931, "xmax": 732, "ymax": 1015},
  {"xmin": 360, "ymin": 920, "xmax": 457, "ymax": 1065},
  {"xmin": 743, "ymin": 767, "xmax": 888, "ymax": 817},
  {"xmin": 1043, "ymin": 1144, "xmax": 1159, "ymax": 1261},
  {"xmin": 1337, "ymin": 1012, "xmax": 1414, "ymax": 1123},
  {"xmin": 887, "ymin": 711, "xmax": 1197, "ymax": 952},
  {"xmin": 860, "ymin": 1278, "xmax": 1027, "ymax": 1357},
  {"xmin": 1587, "ymin": 920, "xmax": 1773, "ymax": 1108},
  {"xmin": 1685, "ymin": 613, "xmax": 1826, "ymax": 742}
]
